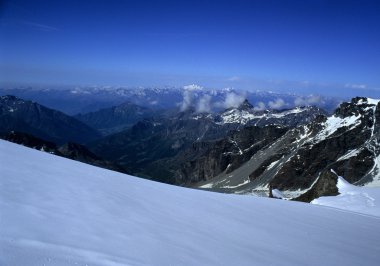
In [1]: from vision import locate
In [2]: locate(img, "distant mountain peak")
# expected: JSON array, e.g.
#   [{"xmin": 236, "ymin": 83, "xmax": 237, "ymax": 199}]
[
  {"xmin": 237, "ymin": 99, "xmax": 253, "ymax": 110},
  {"xmin": 334, "ymin": 96, "xmax": 380, "ymax": 118}
]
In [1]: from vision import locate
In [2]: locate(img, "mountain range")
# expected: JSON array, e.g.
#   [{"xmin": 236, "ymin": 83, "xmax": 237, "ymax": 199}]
[
  {"xmin": 0, "ymin": 86, "xmax": 341, "ymax": 114},
  {"xmin": 87, "ymin": 99, "xmax": 324, "ymax": 183},
  {"xmin": 1, "ymin": 91, "xmax": 379, "ymax": 204}
]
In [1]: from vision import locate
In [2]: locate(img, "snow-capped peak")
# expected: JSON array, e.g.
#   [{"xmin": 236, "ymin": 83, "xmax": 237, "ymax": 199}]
[{"xmin": 218, "ymin": 104, "xmax": 324, "ymax": 125}]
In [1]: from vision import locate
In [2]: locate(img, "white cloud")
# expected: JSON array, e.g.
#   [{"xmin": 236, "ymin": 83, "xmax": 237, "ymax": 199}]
[
  {"xmin": 307, "ymin": 95, "xmax": 323, "ymax": 104},
  {"xmin": 223, "ymin": 92, "xmax": 246, "ymax": 109},
  {"xmin": 268, "ymin": 98, "xmax": 286, "ymax": 109},
  {"xmin": 294, "ymin": 97, "xmax": 306, "ymax": 106},
  {"xmin": 196, "ymin": 95, "xmax": 212, "ymax": 113},
  {"xmin": 213, "ymin": 92, "xmax": 246, "ymax": 110},
  {"xmin": 254, "ymin": 101, "xmax": 266, "ymax": 111},
  {"xmin": 179, "ymin": 90, "xmax": 194, "ymax": 111},
  {"xmin": 179, "ymin": 84, "xmax": 204, "ymax": 111},
  {"xmin": 294, "ymin": 95, "xmax": 324, "ymax": 106}
]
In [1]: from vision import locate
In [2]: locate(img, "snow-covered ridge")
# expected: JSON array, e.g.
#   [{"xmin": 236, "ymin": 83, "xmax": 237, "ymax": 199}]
[
  {"xmin": 217, "ymin": 106, "xmax": 320, "ymax": 125},
  {"xmin": 356, "ymin": 97, "xmax": 380, "ymax": 106},
  {"xmin": 310, "ymin": 97, "xmax": 379, "ymax": 143},
  {"xmin": 313, "ymin": 114, "xmax": 362, "ymax": 142},
  {"xmin": 312, "ymin": 171, "xmax": 380, "ymax": 217},
  {"xmin": 218, "ymin": 109, "xmax": 261, "ymax": 124},
  {"xmin": 1, "ymin": 140, "xmax": 380, "ymax": 265}
]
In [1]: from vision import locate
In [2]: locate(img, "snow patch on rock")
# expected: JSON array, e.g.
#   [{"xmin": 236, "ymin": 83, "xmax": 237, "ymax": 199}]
[{"xmin": 312, "ymin": 173, "xmax": 380, "ymax": 217}]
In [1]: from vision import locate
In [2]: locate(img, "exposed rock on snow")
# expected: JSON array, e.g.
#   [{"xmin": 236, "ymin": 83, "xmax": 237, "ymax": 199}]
[{"xmin": 312, "ymin": 170, "xmax": 380, "ymax": 217}]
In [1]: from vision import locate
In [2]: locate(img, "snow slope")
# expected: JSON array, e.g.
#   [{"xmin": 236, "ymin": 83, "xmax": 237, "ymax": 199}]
[
  {"xmin": 1, "ymin": 140, "xmax": 380, "ymax": 266},
  {"xmin": 312, "ymin": 174, "xmax": 380, "ymax": 217}
]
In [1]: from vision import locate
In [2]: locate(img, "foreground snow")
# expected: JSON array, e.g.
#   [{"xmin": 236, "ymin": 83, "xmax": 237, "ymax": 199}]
[
  {"xmin": 312, "ymin": 174, "xmax": 380, "ymax": 217},
  {"xmin": 1, "ymin": 140, "xmax": 380, "ymax": 266}
]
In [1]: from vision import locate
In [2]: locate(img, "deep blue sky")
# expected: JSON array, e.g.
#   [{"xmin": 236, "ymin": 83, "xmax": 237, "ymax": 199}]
[{"xmin": 0, "ymin": 0, "xmax": 379, "ymax": 96}]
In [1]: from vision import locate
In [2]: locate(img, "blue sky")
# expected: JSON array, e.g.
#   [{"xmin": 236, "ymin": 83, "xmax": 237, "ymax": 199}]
[{"xmin": 0, "ymin": 0, "xmax": 379, "ymax": 96}]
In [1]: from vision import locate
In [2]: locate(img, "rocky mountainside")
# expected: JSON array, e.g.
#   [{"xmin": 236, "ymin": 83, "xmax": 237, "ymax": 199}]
[
  {"xmin": 196, "ymin": 97, "xmax": 380, "ymax": 202},
  {"xmin": 88, "ymin": 100, "xmax": 323, "ymax": 183},
  {"xmin": 172, "ymin": 125, "xmax": 288, "ymax": 185},
  {"xmin": 75, "ymin": 102, "xmax": 155, "ymax": 135},
  {"xmin": 0, "ymin": 95, "xmax": 101, "ymax": 144},
  {"xmin": 88, "ymin": 112, "xmax": 235, "ymax": 183},
  {"xmin": 0, "ymin": 131, "xmax": 126, "ymax": 173}
]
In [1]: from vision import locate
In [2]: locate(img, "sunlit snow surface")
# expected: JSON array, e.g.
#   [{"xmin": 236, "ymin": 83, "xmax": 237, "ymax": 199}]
[
  {"xmin": 312, "ymin": 174, "xmax": 380, "ymax": 217},
  {"xmin": 1, "ymin": 140, "xmax": 380, "ymax": 266}
]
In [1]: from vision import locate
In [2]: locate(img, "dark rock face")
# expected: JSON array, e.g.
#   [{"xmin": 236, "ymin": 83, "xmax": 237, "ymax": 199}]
[
  {"xmin": 88, "ymin": 113, "xmax": 237, "ymax": 183},
  {"xmin": 0, "ymin": 95, "xmax": 101, "ymax": 144},
  {"xmin": 75, "ymin": 102, "xmax": 154, "ymax": 135},
  {"xmin": 293, "ymin": 170, "xmax": 339, "ymax": 203},
  {"xmin": 174, "ymin": 126, "xmax": 288, "ymax": 185},
  {"xmin": 332, "ymin": 149, "xmax": 374, "ymax": 184}
]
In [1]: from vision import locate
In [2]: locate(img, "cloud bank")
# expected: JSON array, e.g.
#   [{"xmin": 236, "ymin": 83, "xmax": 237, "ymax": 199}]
[
  {"xmin": 268, "ymin": 98, "xmax": 286, "ymax": 109},
  {"xmin": 179, "ymin": 89, "xmax": 194, "ymax": 111},
  {"xmin": 294, "ymin": 95, "xmax": 324, "ymax": 106},
  {"xmin": 179, "ymin": 84, "xmax": 203, "ymax": 111},
  {"xmin": 196, "ymin": 95, "xmax": 212, "ymax": 113},
  {"xmin": 254, "ymin": 101, "xmax": 266, "ymax": 111},
  {"xmin": 223, "ymin": 92, "xmax": 246, "ymax": 109},
  {"xmin": 179, "ymin": 85, "xmax": 247, "ymax": 113}
]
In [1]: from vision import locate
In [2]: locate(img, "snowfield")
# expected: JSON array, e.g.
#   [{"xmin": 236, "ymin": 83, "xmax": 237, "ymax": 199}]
[
  {"xmin": 1, "ymin": 140, "xmax": 380, "ymax": 266},
  {"xmin": 312, "ymin": 173, "xmax": 380, "ymax": 217}
]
